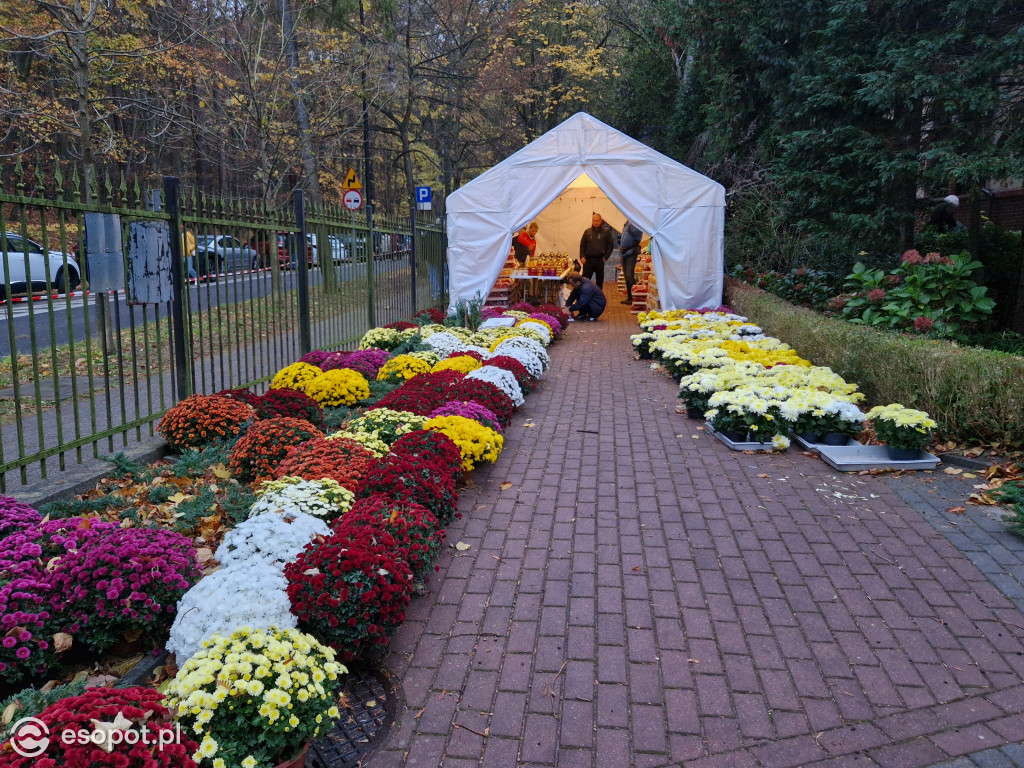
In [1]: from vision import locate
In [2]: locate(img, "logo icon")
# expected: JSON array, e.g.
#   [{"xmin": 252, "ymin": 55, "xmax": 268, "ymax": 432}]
[{"xmin": 9, "ymin": 717, "xmax": 50, "ymax": 757}]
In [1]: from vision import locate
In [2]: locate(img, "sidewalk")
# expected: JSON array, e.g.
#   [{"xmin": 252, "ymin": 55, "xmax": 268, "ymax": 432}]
[{"xmin": 366, "ymin": 296, "xmax": 1024, "ymax": 768}]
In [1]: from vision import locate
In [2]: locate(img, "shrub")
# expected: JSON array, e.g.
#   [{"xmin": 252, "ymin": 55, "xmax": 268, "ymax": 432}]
[
  {"xmin": 448, "ymin": 378, "xmax": 514, "ymax": 427},
  {"xmin": 285, "ymin": 526, "xmax": 412, "ymax": 660},
  {"xmin": 214, "ymin": 387, "xmax": 262, "ymax": 407},
  {"xmin": 254, "ymin": 388, "xmax": 325, "ymax": 430},
  {"xmin": 731, "ymin": 264, "xmax": 842, "ymax": 311},
  {"xmin": 376, "ymin": 354, "xmax": 432, "ymax": 383},
  {"xmin": 342, "ymin": 409, "xmax": 429, "ymax": 447},
  {"xmin": 303, "ymin": 369, "xmax": 371, "ymax": 407},
  {"xmin": 0, "ymin": 576, "xmax": 56, "ymax": 682},
  {"xmin": 431, "ymin": 355, "xmax": 481, "ymax": 374},
  {"xmin": 391, "ymin": 429, "xmax": 463, "ymax": 472},
  {"xmin": 725, "ymin": 279, "xmax": 1024, "ymax": 447},
  {"xmin": 359, "ymin": 327, "xmax": 404, "ymax": 350},
  {"xmin": 356, "ymin": 446, "xmax": 459, "ymax": 524},
  {"xmin": 0, "ymin": 686, "xmax": 200, "ymax": 768},
  {"xmin": 274, "ymin": 437, "xmax": 378, "ymax": 491},
  {"xmin": 49, "ymin": 527, "xmax": 201, "ymax": 653},
  {"xmin": 428, "ymin": 401, "xmax": 503, "ymax": 433},
  {"xmin": 334, "ymin": 494, "xmax": 443, "ymax": 581},
  {"xmin": 165, "ymin": 627, "xmax": 343, "ymax": 767},
  {"xmin": 228, "ymin": 417, "xmax": 324, "ymax": 483},
  {"xmin": 0, "ymin": 495, "xmax": 41, "ymax": 537},
  {"xmin": 487, "ymin": 355, "xmax": 537, "ymax": 394},
  {"xmin": 424, "ymin": 415, "xmax": 504, "ymax": 470},
  {"xmin": 371, "ymin": 371, "xmax": 461, "ymax": 416},
  {"xmin": 836, "ymin": 251, "xmax": 995, "ymax": 338},
  {"xmin": 321, "ymin": 348, "xmax": 390, "ymax": 379},
  {"xmin": 299, "ymin": 349, "xmax": 334, "ymax": 366},
  {"xmin": 995, "ymin": 480, "xmax": 1024, "ymax": 538},
  {"xmin": 251, "ymin": 476, "xmax": 354, "ymax": 521},
  {"xmin": 269, "ymin": 361, "xmax": 322, "ymax": 392},
  {"xmin": 415, "ymin": 308, "xmax": 447, "ymax": 324},
  {"xmin": 157, "ymin": 395, "xmax": 254, "ymax": 451}
]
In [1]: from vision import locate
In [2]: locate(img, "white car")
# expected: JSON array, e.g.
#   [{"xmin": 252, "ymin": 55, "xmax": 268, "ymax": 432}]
[{"xmin": 1, "ymin": 232, "xmax": 82, "ymax": 298}]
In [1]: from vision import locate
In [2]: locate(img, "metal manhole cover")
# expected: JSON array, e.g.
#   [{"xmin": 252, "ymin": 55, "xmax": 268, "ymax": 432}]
[{"xmin": 309, "ymin": 665, "xmax": 398, "ymax": 768}]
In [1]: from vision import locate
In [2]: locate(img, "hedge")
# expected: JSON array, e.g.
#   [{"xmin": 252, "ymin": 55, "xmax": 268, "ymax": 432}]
[{"xmin": 725, "ymin": 278, "xmax": 1024, "ymax": 448}]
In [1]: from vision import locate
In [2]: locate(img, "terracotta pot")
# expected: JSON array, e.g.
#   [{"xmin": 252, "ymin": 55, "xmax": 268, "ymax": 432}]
[{"xmin": 273, "ymin": 743, "xmax": 310, "ymax": 768}]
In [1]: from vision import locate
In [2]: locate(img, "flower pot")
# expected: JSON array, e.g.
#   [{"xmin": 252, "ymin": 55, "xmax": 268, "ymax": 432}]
[
  {"xmin": 796, "ymin": 431, "xmax": 823, "ymax": 444},
  {"xmin": 274, "ymin": 742, "xmax": 310, "ymax": 768},
  {"xmin": 718, "ymin": 428, "xmax": 748, "ymax": 443},
  {"xmin": 886, "ymin": 446, "xmax": 922, "ymax": 461},
  {"xmin": 686, "ymin": 405, "xmax": 704, "ymax": 420},
  {"xmin": 822, "ymin": 432, "xmax": 848, "ymax": 446}
]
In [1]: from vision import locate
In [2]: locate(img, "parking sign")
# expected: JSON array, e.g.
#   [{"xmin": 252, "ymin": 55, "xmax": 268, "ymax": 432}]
[{"xmin": 416, "ymin": 186, "xmax": 432, "ymax": 210}]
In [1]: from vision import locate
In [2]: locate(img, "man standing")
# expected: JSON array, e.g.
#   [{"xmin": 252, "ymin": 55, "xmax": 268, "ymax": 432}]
[
  {"xmin": 579, "ymin": 213, "xmax": 614, "ymax": 289},
  {"xmin": 618, "ymin": 220, "xmax": 643, "ymax": 304}
]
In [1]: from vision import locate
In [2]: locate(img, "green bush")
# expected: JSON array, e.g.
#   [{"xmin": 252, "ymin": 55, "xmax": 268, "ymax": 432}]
[
  {"xmin": 995, "ymin": 480, "xmax": 1024, "ymax": 538},
  {"xmin": 730, "ymin": 264, "xmax": 842, "ymax": 311},
  {"xmin": 725, "ymin": 279, "xmax": 1024, "ymax": 447},
  {"xmin": 834, "ymin": 251, "xmax": 995, "ymax": 339}
]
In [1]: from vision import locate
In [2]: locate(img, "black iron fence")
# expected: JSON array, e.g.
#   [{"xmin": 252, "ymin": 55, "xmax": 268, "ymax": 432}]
[{"xmin": 0, "ymin": 165, "xmax": 446, "ymax": 490}]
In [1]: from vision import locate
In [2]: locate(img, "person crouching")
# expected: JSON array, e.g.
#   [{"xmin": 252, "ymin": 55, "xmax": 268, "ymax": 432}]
[{"xmin": 565, "ymin": 273, "xmax": 607, "ymax": 322}]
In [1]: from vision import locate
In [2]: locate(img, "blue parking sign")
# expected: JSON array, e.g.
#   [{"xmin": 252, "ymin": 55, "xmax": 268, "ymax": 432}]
[{"xmin": 416, "ymin": 186, "xmax": 432, "ymax": 203}]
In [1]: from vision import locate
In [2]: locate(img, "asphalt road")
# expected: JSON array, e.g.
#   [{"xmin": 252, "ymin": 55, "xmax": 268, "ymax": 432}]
[{"xmin": 0, "ymin": 258, "xmax": 411, "ymax": 356}]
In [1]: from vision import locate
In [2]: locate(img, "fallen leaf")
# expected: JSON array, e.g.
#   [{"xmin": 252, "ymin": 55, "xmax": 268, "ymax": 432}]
[
  {"xmin": 963, "ymin": 473, "xmax": 977, "ymax": 479},
  {"xmin": 943, "ymin": 467, "xmax": 963, "ymax": 476},
  {"xmin": 2, "ymin": 702, "xmax": 20, "ymax": 725},
  {"xmin": 523, "ymin": 423, "xmax": 536, "ymax": 428},
  {"xmin": 455, "ymin": 541, "xmax": 472, "ymax": 551},
  {"xmin": 946, "ymin": 506, "xmax": 966, "ymax": 515},
  {"xmin": 211, "ymin": 464, "xmax": 232, "ymax": 479},
  {"xmin": 195, "ymin": 548, "xmax": 214, "ymax": 564},
  {"xmin": 757, "ymin": 473, "xmax": 770, "ymax": 479},
  {"xmin": 964, "ymin": 447, "xmax": 985, "ymax": 458},
  {"xmin": 167, "ymin": 492, "xmax": 189, "ymax": 504},
  {"xmin": 500, "ymin": 482, "xmax": 513, "ymax": 490},
  {"xmin": 53, "ymin": 632, "xmax": 73, "ymax": 653}
]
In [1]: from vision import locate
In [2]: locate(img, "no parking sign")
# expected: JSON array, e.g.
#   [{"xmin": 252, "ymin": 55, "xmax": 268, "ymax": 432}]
[{"xmin": 343, "ymin": 189, "xmax": 363, "ymax": 210}]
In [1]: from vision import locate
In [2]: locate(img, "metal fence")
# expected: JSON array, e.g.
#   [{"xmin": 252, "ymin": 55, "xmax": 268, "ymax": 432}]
[{"xmin": 0, "ymin": 163, "xmax": 447, "ymax": 491}]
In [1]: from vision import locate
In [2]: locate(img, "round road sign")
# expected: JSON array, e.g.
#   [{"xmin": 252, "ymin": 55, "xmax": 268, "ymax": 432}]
[{"xmin": 343, "ymin": 189, "xmax": 363, "ymax": 210}]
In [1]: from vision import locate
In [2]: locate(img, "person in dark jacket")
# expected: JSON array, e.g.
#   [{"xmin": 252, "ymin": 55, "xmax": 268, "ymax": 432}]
[
  {"xmin": 927, "ymin": 194, "xmax": 960, "ymax": 232},
  {"xmin": 579, "ymin": 213, "xmax": 615, "ymax": 289},
  {"xmin": 565, "ymin": 273, "xmax": 607, "ymax": 321},
  {"xmin": 617, "ymin": 220, "xmax": 643, "ymax": 304}
]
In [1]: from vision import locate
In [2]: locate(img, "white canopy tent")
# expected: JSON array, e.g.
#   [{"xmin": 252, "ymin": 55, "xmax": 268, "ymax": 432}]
[{"xmin": 445, "ymin": 112, "xmax": 726, "ymax": 312}]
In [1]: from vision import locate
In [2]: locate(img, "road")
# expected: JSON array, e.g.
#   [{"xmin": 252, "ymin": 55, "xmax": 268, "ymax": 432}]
[{"xmin": 0, "ymin": 258, "xmax": 411, "ymax": 356}]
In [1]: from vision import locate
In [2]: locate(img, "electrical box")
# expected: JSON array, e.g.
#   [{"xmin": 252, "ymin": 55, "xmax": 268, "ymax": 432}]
[
  {"xmin": 127, "ymin": 221, "xmax": 173, "ymax": 304},
  {"xmin": 83, "ymin": 213, "xmax": 124, "ymax": 292}
]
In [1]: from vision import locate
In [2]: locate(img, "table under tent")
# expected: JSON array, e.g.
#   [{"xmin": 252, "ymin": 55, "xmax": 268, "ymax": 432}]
[{"xmin": 443, "ymin": 112, "xmax": 727, "ymax": 314}]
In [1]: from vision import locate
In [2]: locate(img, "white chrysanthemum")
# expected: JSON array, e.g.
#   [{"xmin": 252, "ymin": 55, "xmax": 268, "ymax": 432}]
[
  {"xmin": 467, "ymin": 366, "xmax": 524, "ymax": 407},
  {"xmin": 493, "ymin": 337, "xmax": 549, "ymax": 371},
  {"xmin": 167, "ymin": 562, "xmax": 296, "ymax": 662},
  {"xmin": 249, "ymin": 477, "xmax": 354, "ymax": 520},
  {"xmin": 216, "ymin": 510, "xmax": 329, "ymax": 569}
]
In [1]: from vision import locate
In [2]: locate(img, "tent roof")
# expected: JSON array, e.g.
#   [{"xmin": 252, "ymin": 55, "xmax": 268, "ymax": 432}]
[{"xmin": 445, "ymin": 112, "xmax": 725, "ymax": 310}]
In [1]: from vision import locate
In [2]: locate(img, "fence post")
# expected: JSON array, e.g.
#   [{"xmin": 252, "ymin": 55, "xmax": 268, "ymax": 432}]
[
  {"xmin": 294, "ymin": 189, "xmax": 312, "ymax": 355},
  {"xmin": 164, "ymin": 176, "xmax": 192, "ymax": 401},
  {"xmin": 409, "ymin": 203, "xmax": 418, "ymax": 314}
]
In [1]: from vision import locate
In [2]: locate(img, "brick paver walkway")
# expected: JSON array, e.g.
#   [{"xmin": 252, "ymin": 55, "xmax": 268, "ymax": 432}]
[{"xmin": 366, "ymin": 298, "xmax": 1024, "ymax": 768}]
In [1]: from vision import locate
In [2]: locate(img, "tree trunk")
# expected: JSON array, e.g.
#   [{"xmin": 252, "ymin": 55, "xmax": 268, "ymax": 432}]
[
  {"xmin": 280, "ymin": 0, "xmax": 322, "ymax": 205},
  {"xmin": 70, "ymin": 4, "xmax": 94, "ymax": 202}
]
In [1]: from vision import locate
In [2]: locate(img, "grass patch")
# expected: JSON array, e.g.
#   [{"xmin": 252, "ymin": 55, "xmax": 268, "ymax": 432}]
[{"xmin": 725, "ymin": 278, "xmax": 1024, "ymax": 448}]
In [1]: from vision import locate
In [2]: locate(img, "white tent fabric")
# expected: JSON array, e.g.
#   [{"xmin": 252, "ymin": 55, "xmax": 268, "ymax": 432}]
[{"xmin": 445, "ymin": 112, "xmax": 726, "ymax": 311}]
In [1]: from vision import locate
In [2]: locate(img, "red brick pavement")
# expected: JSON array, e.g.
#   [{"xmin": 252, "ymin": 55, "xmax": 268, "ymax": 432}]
[{"xmin": 365, "ymin": 297, "xmax": 1024, "ymax": 767}]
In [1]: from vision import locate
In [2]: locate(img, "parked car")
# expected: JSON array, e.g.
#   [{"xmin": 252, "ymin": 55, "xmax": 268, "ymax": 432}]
[
  {"xmin": 0, "ymin": 232, "xmax": 82, "ymax": 298},
  {"xmin": 276, "ymin": 233, "xmax": 313, "ymax": 270},
  {"xmin": 309, "ymin": 234, "xmax": 351, "ymax": 265},
  {"xmin": 195, "ymin": 234, "xmax": 259, "ymax": 274}
]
